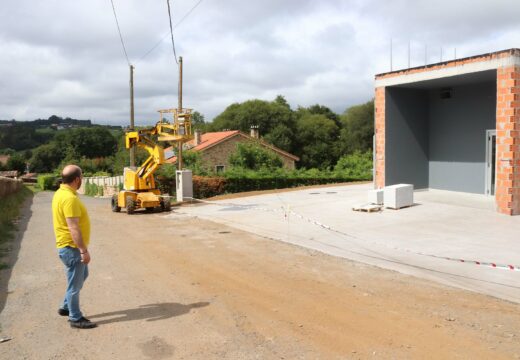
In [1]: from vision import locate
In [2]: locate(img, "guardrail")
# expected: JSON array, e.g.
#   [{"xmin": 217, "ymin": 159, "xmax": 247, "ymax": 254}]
[{"xmin": 78, "ymin": 175, "xmax": 123, "ymax": 197}]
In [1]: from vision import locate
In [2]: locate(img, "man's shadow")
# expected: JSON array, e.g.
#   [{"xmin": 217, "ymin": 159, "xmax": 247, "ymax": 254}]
[{"xmin": 89, "ymin": 302, "xmax": 209, "ymax": 325}]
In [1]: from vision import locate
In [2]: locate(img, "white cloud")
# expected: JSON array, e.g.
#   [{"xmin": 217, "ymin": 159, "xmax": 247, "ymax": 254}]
[{"xmin": 0, "ymin": 0, "xmax": 519, "ymax": 124}]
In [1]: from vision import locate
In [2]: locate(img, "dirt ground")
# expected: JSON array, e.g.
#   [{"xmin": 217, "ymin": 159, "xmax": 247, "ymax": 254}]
[{"xmin": 0, "ymin": 192, "xmax": 519, "ymax": 359}]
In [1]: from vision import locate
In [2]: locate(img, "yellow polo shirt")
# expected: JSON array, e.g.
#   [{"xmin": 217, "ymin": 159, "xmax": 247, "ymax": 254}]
[{"xmin": 52, "ymin": 184, "xmax": 91, "ymax": 249}]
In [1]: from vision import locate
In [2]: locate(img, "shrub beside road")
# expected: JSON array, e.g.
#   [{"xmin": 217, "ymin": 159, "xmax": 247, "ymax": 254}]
[{"xmin": 0, "ymin": 185, "xmax": 32, "ymax": 269}]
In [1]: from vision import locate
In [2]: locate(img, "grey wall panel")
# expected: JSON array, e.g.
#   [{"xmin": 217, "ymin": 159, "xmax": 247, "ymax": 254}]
[
  {"xmin": 385, "ymin": 88, "xmax": 429, "ymax": 189},
  {"xmin": 428, "ymin": 82, "xmax": 496, "ymax": 194}
]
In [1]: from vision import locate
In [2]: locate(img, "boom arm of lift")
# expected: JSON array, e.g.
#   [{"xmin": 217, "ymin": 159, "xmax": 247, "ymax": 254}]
[
  {"xmin": 125, "ymin": 129, "xmax": 165, "ymax": 186},
  {"xmin": 124, "ymin": 117, "xmax": 192, "ymax": 191}
]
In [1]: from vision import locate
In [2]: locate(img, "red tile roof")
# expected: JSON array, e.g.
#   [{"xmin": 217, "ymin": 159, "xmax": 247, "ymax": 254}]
[
  {"xmin": 165, "ymin": 131, "xmax": 240, "ymax": 164},
  {"xmin": 0, "ymin": 155, "xmax": 10, "ymax": 165},
  {"xmin": 193, "ymin": 130, "xmax": 240, "ymax": 151},
  {"xmin": 164, "ymin": 130, "xmax": 299, "ymax": 164}
]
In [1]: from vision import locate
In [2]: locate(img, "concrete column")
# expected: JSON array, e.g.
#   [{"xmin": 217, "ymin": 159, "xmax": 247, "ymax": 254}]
[
  {"xmin": 374, "ymin": 86, "xmax": 386, "ymax": 189},
  {"xmin": 495, "ymin": 66, "xmax": 520, "ymax": 215}
]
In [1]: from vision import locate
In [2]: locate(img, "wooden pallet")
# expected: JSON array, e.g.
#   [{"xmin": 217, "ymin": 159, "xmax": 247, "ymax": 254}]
[
  {"xmin": 386, "ymin": 204, "xmax": 413, "ymax": 210},
  {"xmin": 352, "ymin": 204, "xmax": 383, "ymax": 213}
]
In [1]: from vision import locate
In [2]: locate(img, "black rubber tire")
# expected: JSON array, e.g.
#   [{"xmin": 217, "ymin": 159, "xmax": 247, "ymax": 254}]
[
  {"xmin": 126, "ymin": 196, "xmax": 135, "ymax": 215},
  {"xmin": 111, "ymin": 195, "xmax": 121, "ymax": 212},
  {"xmin": 161, "ymin": 200, "xmax": 171, "ymax": 212},
  {"xmin": 145, "ymin": 207, "xmax": 154, "ymax": 213}
]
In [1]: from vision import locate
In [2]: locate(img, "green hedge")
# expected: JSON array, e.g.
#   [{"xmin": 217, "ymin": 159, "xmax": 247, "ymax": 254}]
[
  {"xmin": 222, "ymin": 168, "xmax": 366, "ymax": 194},
  {"xmin": 37, "ymin": 174, "xmax": 58, "ymax": 190},
  {"xmin": 84, "ymin": 180, "xmax": 104, "ymax": 197},
  {"xmin": 193, "ymin": 176, "xmax": 225, "ymax": 198},
  {"xmin": 156, "ymin": 175, "xmax": 176, "ymax": 196},
  {"xmin": 188, "ymin": 167, "xmax": 372, "ymax": 199},
  {"xmin": 154, "ymin": 150, "xmax": 373, "ymax": 199}
]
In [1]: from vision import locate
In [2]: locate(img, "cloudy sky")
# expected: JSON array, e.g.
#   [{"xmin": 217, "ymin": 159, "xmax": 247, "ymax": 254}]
[{"xmin": 1, "ymin": 0, "xmax": 519, "ymax": 125}]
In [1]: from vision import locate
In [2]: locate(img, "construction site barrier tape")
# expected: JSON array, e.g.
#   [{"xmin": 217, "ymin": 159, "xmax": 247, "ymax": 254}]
[{"xmin": 184, "ymin": 197, "xmax": 520, "ymax": 272}]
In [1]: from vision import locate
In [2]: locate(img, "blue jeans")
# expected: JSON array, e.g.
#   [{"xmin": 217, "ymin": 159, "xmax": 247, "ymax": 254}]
[{"xmin": 58, "ymin": 246, "xmax": 89, "ymax": 321}]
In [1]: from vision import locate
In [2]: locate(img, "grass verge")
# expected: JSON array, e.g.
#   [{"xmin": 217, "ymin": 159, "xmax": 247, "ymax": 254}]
[{"xmin": 0, "ymin": 186, "xmax": 33, "ymax": 269}]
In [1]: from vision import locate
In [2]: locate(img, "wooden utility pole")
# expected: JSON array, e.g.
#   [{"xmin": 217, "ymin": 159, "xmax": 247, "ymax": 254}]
[
  {"xmin": 129, "ymin": 64, "xmax": 136, "ymax": 168},
  {"xmin": 177, "ymin": 56, "xmax": 183, "ymax": 170}
]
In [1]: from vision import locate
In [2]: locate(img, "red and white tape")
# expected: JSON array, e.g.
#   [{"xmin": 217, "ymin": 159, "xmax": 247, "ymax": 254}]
[{"xmin": 185, "ymin": 197, "xmax": 520, "ymax": 272}]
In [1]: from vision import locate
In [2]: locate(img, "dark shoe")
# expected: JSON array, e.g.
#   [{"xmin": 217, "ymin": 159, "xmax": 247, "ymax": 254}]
[
  {"xmin": 58, "ymin": 308, "xmax": 69, "ymax": 316},
  {"xmin": 69, "ymin": 316, "xmax": 97, "ymax": 329}
]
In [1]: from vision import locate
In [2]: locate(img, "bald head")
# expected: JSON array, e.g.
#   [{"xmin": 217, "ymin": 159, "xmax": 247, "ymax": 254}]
[{"xmin": 62, "ymin": 165, "xmax": 82, "ymax": 185}]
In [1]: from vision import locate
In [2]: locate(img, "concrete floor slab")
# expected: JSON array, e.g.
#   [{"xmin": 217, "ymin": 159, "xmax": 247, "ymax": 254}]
[{"xmin": 175, "ymin": 184, "xmax": 520, "ymax": 303}]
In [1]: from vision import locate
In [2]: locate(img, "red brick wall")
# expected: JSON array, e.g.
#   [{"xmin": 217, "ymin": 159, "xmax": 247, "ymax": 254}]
[
  {"xmin": 496, "ymin": 66, "xmax": 520, "ymax": 215},
  {"xmin": 374, "ymin": 87, "xmax": 385, "ymax": 188}
]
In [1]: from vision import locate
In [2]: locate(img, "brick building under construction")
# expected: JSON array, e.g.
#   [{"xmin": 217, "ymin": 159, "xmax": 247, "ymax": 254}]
[{"xmin": 374, "ymin": 48, "xmax": 520, "ymax": 215}]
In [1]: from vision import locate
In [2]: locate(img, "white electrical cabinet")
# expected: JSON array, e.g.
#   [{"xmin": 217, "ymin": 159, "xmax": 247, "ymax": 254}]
[
  {"xmin": 176, "ymin": 170, "xmax": 193, "ymax": 202},
  {"xmin": 384, "ymin": 184, "xmax": 414, "ymax": 209}
]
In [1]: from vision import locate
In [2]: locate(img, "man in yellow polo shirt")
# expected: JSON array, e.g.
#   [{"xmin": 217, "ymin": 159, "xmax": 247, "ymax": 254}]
[{"xmin": 52, "ymin": 165, "xmax": 97, "ymax": 329}]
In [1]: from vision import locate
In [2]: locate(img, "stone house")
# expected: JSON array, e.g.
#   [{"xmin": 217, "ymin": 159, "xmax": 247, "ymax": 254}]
[{"xmin": 165, "ymin": 128, "xmax": 299, "ymax": 172}]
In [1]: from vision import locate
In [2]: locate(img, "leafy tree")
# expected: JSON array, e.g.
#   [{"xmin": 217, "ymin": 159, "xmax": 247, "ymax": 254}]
[
  {"xmin": 339, "ymin": 100, "xmax": 374, "ymax": 155},
  {"xmin": 6, "ymin": 153, "xmax": 26, "ymax": 173},
  {"xmin": 263, "ymin": 124, "xmax": 294, "ymax": 153},
  {"xmin": 0, "ymin": 125, "xmax": 46, "ymax": 151},
  {"xmin": 112, "ymin": 142, "xmax": 149, "ymax": 175},
  {"xmin": 273, "ymin": 95, "xmax": 291, "ymax": 109},
  {"xmin": 23, "ymin": 149, "xmax": 33, "ymax": 160},
  {"xmin": 68, "ymin": 127, "xmax": 117, "ymax": 158},
  {"xmin": 191, "ymin": 111, "xmax": 206, "ymax": 131},
  {"xmin": 306, "ymin": 104, "xmax": 340, "ymax": 127},
  {"xmin": 229, "ymin": 142, "xmax": 283, "ymax": 170},
  {"xmin": 210, "ymin": 97, "xmax": 296, "ymax": 152},
  {"xmin": 181, "ymin": 150, "xmax": 206, "ymax": 175},
  {"xmin": 156, "ymin": 150, "xmax": 206, "ymax": 178},
  {"xmin": 29, "ymin": 143, "xmax": 66, "ymax": 173},
  {"xmin": 0, "ymin": 148, "xmax": 15, "ymax": 155},
  {"xmin": 294, "ymin": 114, "xmax": 339, "ymax": 169},
  {"xmin": 334, "ymin": 151, "xmax": 373, "ymax": 179}
]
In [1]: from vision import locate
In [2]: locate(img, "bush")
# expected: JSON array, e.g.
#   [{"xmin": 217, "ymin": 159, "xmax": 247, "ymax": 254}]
[
  {"xmin": 84, "ymin": 180, "xmax": 103, "ymax": 197},
  {"xmin": 334, "ymin": 151, "xmax": 373, "ymax": 180},
  {"xmin": 193, "ymin": 176, "xmax": 225, "ymax": 199},
  {"xmin": 229, "ymin": 142, "xmax": 283, "ymax": 170},
  {"xmin": 37, "ymin": 174, "xmax": 58, "ymax": 190},
  {"xmin": 153, "ymin": 157, "xmax": 372, "ymax": 199},
  {"xmin": 6, "ymin": 153, "xmax": 26, "ymax": 173},
  {"xmin": 0, "ymin": 186, "xmax": 32, "ymax": 268}
]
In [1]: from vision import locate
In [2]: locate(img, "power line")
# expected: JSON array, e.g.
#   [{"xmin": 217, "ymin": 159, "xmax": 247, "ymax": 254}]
[
  {"xmin": 139, "ymin": 0, "xmax": 203, "ymax": 61},
  {"xmin": 110, "ymin": 0, "xmax": 131, "ymax": 66},
  {"xmin": 166, "ymin": 0, "xmax": 179, "ymax": 65}
]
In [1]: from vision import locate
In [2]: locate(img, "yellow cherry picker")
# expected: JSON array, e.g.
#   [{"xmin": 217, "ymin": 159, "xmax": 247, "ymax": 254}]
[{"xmin": 112, "ymin": 58, "xmax": 192, "ymax": 214}]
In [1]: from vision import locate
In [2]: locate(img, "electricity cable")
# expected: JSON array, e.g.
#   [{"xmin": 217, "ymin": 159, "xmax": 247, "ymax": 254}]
[
  {"xmin": 138, "ymin": 0, "xmax": 203, "ymax": 61},
  {"xmin": 166, "ymin": 0, "xmax": 179, "ymax": 64},
  {"xmin": 110, "ymin": 0, "xmax": 131, "ymax": 66}
]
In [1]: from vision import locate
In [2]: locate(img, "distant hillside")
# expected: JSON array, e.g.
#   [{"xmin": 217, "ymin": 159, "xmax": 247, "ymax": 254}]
[
  {"xmin": 0, "ymin": 115, "xmax": 91, "ymax": 128},
  {"xmin": 0, "ymin": 115, "xmax": 122, "ymax": 151}
]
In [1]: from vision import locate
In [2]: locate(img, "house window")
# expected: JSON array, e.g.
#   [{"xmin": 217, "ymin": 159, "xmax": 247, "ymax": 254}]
[{"xmin": 215, "ymin": 165, "xmax": 225, "ymax": 173}]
